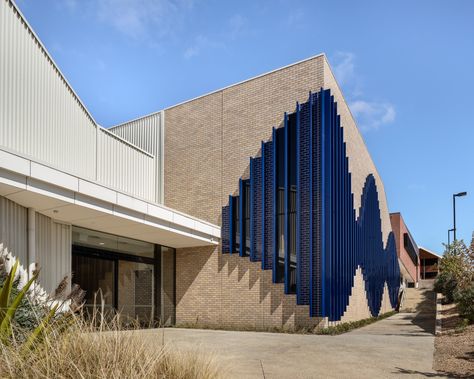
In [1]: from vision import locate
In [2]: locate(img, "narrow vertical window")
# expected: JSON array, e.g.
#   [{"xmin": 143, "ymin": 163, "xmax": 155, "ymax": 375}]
[
  {"xmin": 234, "ymin": 196, "xmax": 240, "ymax": 253},
  {"xmin": 244, "ymin": 181, "xmax": 251, "ymax": 256},
  {"xmin": 238, "ymin": 179, "xmax": 251, "ymax": 257},
  {"xmin": 275, "ymin": 127, "xmax": 285, "ymax": 283},
  {"xmin": 287, "ymin": 113, "xmax": 297, "ymax": 294}
]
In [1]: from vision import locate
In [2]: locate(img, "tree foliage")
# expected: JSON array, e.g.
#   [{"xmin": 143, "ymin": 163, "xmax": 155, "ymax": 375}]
[
  {"xmin": 435, "ymin": 239, "xmax": 474, "ymax": 323},
  {"xmin": 454, "ymin": 283, "xmax": 474, "ymax": 323}
]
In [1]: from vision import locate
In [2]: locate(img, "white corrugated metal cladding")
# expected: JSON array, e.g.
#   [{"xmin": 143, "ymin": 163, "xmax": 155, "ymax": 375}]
[
  {"xmin": 109, "ymin": 112, "xmax": 163, "ymax": 203},
  {"xmin": 0, "ymin": 196, "xmax": 27, "ymax": 265},
  {"xmin": 35, "ymin": 213, "xmax": 71, "ymax": 294},
  {"xmin": 0, "ymin": 196, "xmax": 70, "ymax": 294},
  {"xmin": 98, "ymin": 128, "xmax": 155, "ymax": 201},
  {"xmin": 0, "ymin": 0, "xmax": 159, "ymax": 202}
]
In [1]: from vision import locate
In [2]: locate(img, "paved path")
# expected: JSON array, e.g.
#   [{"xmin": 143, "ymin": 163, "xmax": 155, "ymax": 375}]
[{"xmin": 140, "ymin": 312, "xmax": 444, "ymax": 378}]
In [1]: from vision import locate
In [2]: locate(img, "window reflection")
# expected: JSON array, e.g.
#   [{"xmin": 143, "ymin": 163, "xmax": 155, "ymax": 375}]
[{"xmin": 72, "ymin": 226, "xmax": 154, "ymax": 258}]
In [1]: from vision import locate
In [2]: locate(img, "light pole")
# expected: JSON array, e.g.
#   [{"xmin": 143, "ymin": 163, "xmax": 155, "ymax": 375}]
[
  {"xmin": 453, "ymin": 192, "xmax": 467, "ymax": 241},
  {"xmin": 448, "ymin": 228, "xmax": 454, "ymax": 247}
]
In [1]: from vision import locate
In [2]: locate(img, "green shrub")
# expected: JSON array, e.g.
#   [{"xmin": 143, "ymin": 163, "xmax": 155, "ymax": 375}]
[
  {"xmin": 454, "ymin": 284, "xmax": 474, "ymax": 323},
  {"xmin": 0, "ymin": 260, "xmax": 63, "ymax": 350},
  {"xmin": 434, "ymin": 271, "xmax": 458, "ymax": 303},
  {"xmin": 433, "ymin": 272, "xmax": 446, "ymax": 293},
  {"xmin": 434, "ymin": 240, "xmax": 474, "ymax": 304},
  {"xmin": 0, "ymin": 260, "xmax": 47, "ymax": 330},
  {"xmin": 439, "ymin": 241, "xmax": 468, "ymax": 278},
  {"xmin": 313, "ymin": 311, "xmax": 396, "ymax": 335}
]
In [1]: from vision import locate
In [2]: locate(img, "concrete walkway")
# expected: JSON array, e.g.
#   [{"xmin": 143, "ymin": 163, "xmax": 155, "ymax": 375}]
[{"xmin": 139, "ymin": 310, "xmax": 445, "ymax": 379}]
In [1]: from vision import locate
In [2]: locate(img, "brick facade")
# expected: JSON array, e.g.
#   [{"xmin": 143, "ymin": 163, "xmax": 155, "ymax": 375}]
[
  {"xmin": 176, "ymin": 247, "xmax": 393, "ymax": 329},
  {"xmin": 165, "ymin": 55, "xmax": 396, "ymax": 329},
  {"xmin": 390, "ymin": 212, "xmax": 419, "ymax": 284},
  {"xmin": 175, "ymin": 245, "xmax": 324, "ymax": 330},
  {"xmin": 164, "ymin": 55, "xmax": 325, "ymax": 225}
]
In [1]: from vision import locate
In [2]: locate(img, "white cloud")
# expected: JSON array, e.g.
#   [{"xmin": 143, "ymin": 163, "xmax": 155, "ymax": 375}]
[
  {"xmin": 229, "ymin": 14, "xmax": 246, "ymax": 39},
  {"xmin": 183, "ymin": 14, "xmax": 243, "ymax": 59},
  {"xmin": 96, "ymin": 58, "xmax": 107, "ymax": 71},
  {"xmin": 64, "ymin": 0, "xmax": 78, "ymax": 11},
  {"xmin": 349, "ymin": 100, "xmax": 396, "ymax": 132},
  {"xmin": 333, "ymin": 52, "xmax": 355, "ymax": 86},
  {"xmin": 52, "ymin": 0, "xmax": 78, "ymax": 12},
  {"xmin": 183, "ymin": 45, "xmax": 199, "ymax": 59},
  {"xmin": 183, "ymin": 35, "xmax": 223, "ymax": 59},
  {"xmin": 287, "ymin": 8, "xmax": 305, "ymax": 27},
  {"xmin": 93, "ymin": 0, "xmax": 195, "ymax": 42},
  {"xmin": 333, "ymin": 51, "xmax": 396, "ymax": 132}
]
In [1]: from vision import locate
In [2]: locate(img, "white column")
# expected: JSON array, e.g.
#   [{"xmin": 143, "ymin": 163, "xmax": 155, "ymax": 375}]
[
  {"xmin": 160, "ymin": 248, "xmax": 164, "ymax": 323},
  {"xmin": 159, "ymin": 110, "xmax": 165, "ymax": 204},
  {"xmin": 27, "ymin": 208, "xmax": 36, "ymax": 279}
]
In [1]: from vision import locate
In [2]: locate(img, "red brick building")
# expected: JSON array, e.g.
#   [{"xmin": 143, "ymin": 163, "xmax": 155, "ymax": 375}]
[{"xmin": 390, "ymin": 213, "xmax": 420, "ymax": 287}]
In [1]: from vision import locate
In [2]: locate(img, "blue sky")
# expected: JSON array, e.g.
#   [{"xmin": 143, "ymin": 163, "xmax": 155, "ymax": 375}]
[{"xmin": 16, "ymin": 0, "xmax": 474, "ymax": 253}]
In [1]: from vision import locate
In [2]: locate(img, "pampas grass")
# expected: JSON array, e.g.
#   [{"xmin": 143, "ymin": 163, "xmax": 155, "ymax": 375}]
[{"xmin": 0, "ymin": 309, "xmax": 223, "ymax": 379}]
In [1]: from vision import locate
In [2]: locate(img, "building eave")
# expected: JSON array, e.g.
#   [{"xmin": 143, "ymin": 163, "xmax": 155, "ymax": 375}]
[
  {"xmin": 0, "ymin": 148, "xmax": 220, "ymax": 248},
  {"xmin": 418, "ymin": 246, "xmax": 442, "ymax": 259}
]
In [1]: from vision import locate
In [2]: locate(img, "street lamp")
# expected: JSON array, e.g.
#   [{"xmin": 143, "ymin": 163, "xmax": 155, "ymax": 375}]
[
  {"xmin": 453, "ymin": 192, "xmax": 467, "ymax": 241},
  {"xmin": 448, "ymin": 228, "xmax": 454, "ymax": 247}
]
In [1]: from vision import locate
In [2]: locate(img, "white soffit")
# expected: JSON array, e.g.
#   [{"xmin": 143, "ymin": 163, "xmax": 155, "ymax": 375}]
[{"xmin": 0, "ymin": 149, "xmax": 220, "ymax": 248}]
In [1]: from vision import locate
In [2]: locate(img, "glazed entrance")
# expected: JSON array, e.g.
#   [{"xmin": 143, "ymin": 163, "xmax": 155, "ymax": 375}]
[{"xmin": 71, "ymin": 227, "xmax": 175, "ymax": 326}]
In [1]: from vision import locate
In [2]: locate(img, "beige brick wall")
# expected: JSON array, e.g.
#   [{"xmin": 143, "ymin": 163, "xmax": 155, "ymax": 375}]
[
  {"xmin": 379, "ymin": 283, "xmax": 393, "ymax": 315},
  {"xmin": 167, "ymin": 55, "xmax": 327, "ymax": 328},
  {"xmin": 166, "ymin": 54, "xmax": 395, "ymax": 329},
  {"xmin": 164, "ymin": 55, "xmax": 325, "ymax": 224},
  {"xmin": 338, "ymin": 267, "xmax": 372, "ymax": 323},
  {"xmin": 221, "ymin": 57, "xmax": 325, "ymax": 206},
  {"xmin": 176, "ymin": 250, "xmax": 394, "ymax": 329},
  {"xmin": 175, "ymin": 246, "xmax": 324, "ymax": 330},
  {"xmin": 164, "ymin": 93, "xmax": 223, "ymax": 224},
  {"xmin": 336, "ymin": 266, "xmax": 395, "ymax": 325},
  {"xmin": 163, "ymin": 55, "xmax": 392, "ymax": 243}
]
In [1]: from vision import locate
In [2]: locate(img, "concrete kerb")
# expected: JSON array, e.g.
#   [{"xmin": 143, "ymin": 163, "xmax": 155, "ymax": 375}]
[{"xmin": 435, "ymin": 292, "xmax": 442, "ymax": 335}]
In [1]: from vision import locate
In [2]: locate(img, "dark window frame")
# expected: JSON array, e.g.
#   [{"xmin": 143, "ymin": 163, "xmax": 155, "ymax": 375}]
[
  {"xmin": 72, "ymin": 236, "xmax": 176, "ymax": 326},
  {"xmin": 403, "ymin": 232, "xmax": 419, "ymax": 266}
]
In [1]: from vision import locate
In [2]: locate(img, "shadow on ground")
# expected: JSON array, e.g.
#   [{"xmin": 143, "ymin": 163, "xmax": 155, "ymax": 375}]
[
  {"xmin": 409, "ymin": 290, "xmax": 436, "ymax": 335},
  {"xmin": 439, "ymin": 303, "xmax": 462, "ymax": 330},
  {"xmin": 393, "ymin": 367, "xmax": 451, "ymax": 377}
]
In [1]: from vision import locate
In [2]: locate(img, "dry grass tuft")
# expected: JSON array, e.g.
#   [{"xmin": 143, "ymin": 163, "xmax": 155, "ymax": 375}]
[{"xmin": 0, "ymin": 311, "xmax": 223, "ymax": 379}]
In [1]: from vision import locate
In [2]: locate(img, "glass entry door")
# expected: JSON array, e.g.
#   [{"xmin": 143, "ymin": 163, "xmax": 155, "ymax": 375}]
[
  {"xmin": 117, "ymin": 260, "xmax": 154, "ymax": 323},
  {"xmin": 72, "ymin": 245, "xmax": 156, "ymax": 325},
  {"xmin": 71, "ymin": 226, "xmax": 176, "ymax": 327},
  {"xmin": 72, "ymin": 253, "xmax": 115, "ymax": 313}
]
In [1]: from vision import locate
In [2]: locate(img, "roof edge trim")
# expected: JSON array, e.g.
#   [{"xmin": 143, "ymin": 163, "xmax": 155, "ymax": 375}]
[
  {"xmin": 164, "ymin": 53, "xmax": 326, "ymax": 111},
  {"xmin": 418, "ymin": 246, "xmax": 442, "ymax": 258},
  {"xmin": 110, "ymin": 53, "xmax": 327, "ymax": 128}
]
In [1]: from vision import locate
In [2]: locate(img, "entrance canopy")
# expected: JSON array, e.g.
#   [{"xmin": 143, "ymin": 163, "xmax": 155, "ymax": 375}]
[{"xmin": 0, "ymin": 148, "xmax": 220, "ymax": 248}]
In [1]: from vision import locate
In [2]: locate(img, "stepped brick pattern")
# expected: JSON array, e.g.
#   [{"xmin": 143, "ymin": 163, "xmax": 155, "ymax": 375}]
[
  {"xmin": 175, "ymin": 245, "xmax": 325, "ymax": 329},
  {"xmin": 164, "ymin": 56, "xmax": 325, "ymax": 225},
  {"xmin": 168, "ymin": 55, "xmax": 398, "ymax": 328},
  {"xmin": 222, "ymin": 89, "xmax": 400, "ymax": 322}
]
